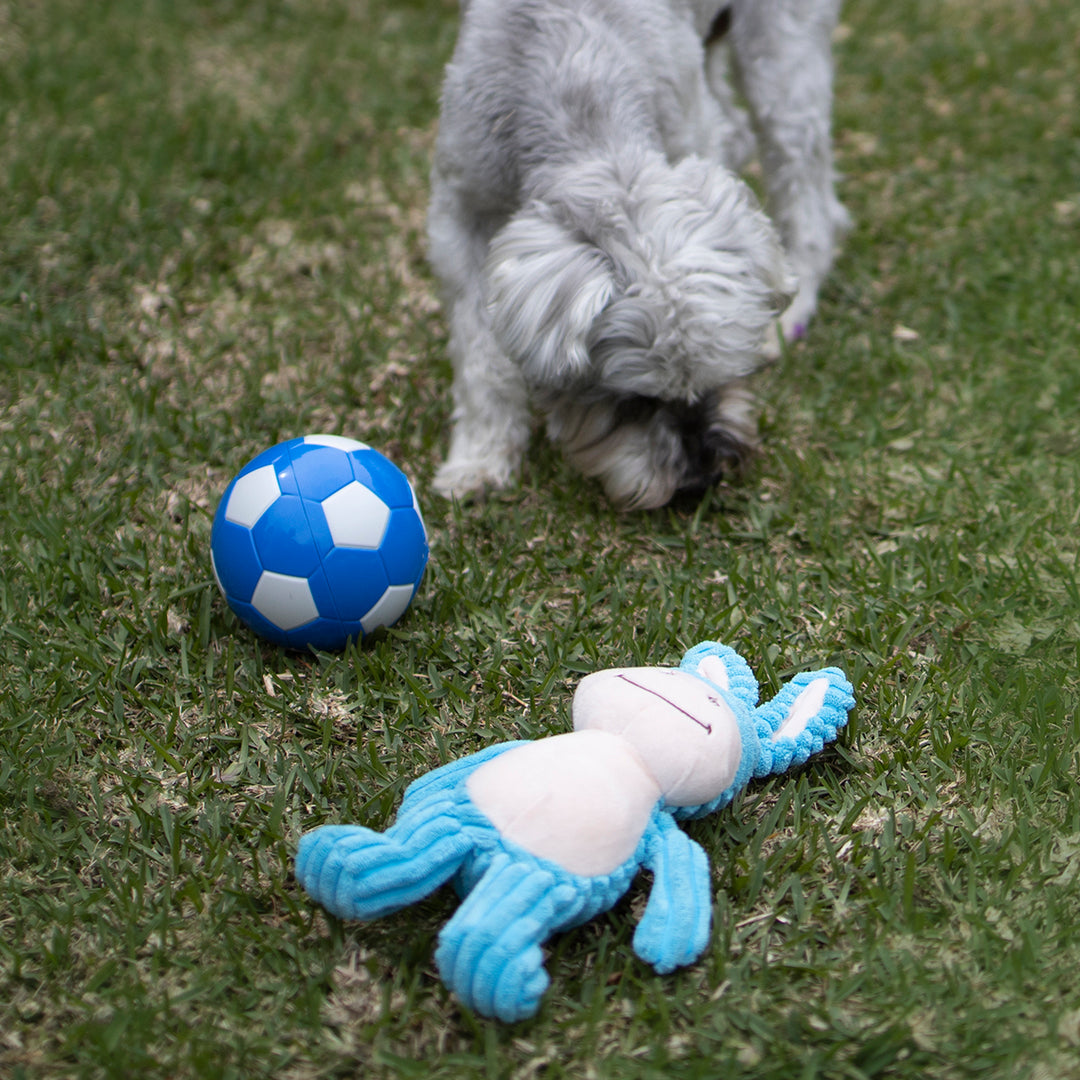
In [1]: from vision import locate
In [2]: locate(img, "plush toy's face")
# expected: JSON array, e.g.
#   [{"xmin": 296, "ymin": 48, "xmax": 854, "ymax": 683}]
[{"xmin": 571, "ymin": 666, "xmax": 750, "ymax": 807}]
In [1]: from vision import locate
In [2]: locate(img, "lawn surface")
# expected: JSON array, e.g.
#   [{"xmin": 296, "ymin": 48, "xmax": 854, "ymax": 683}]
[{"xmin": 2, "ymin": 1, "xmax": 1079, "ymax": 1077}]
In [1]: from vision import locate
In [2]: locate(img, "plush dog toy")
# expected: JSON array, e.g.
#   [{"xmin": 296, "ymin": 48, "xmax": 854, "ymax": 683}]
[{"xmin": 295, "ymin": 642, "xmax": 855, "ymax": 1021}]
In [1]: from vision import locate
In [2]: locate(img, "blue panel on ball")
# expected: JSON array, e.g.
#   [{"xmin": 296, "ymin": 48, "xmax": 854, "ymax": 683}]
[
  {"xmin": 286, "ymin": 617, "xmax": 355, "ymax": 652},
  {"xmin": 251, "ymin": 494, "xmax": 320, "ymax": 576},
  {"xmin": 322, "ymin": 547, "xmax": 389, "ymax": 621},
  {"xmin": 288, "ymin": 443, "xmax": 354, "ymax": 502},
  {"xmin": 274, "ymin": 442, "xmax": 302, "ymax": 497},
  {"xmin": 338, "ymin": 618, "xmax": 366, "ymax": 643},
  {"xmin": 306, "ymin": 566, "xmax": 339, "ymax": 621},
  {"xmin": 379, "ymin": 508, "xmax": 429, "ymax": 585},
  {"xmin": 302, "ymin": 498, "xmax": 338, "ymax": 560},
  {"xmin": 275, "ymin": 463, "xmax": 300, "ymax": 497},
  {"xmin": 211, "ymin": 519, "xmax": 263, "ymax": 602},
  {"xmin": 349, "ymin": 449, "xmax": 413, "ymax": 508}
]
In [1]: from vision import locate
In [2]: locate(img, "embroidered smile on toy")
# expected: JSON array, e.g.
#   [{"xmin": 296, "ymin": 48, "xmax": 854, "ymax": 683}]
[{"xmin": 295, "ymin": 641, "xmax": 855, "ymax": 1022}]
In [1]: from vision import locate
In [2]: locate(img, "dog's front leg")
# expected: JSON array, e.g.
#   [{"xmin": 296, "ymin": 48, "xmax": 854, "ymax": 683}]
[
  {"xmin": 726, "ymin": 0, "xmax": 850, "ymax": 346},
  {"xmin": 434, "ymin": 291, "xmax": 532, "ymax": 500},
  {"xmin": 429, "ymin": 187, "xmax": 531, "ymax": 500}
]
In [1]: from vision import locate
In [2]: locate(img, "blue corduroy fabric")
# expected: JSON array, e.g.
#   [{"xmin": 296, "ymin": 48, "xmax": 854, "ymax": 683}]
[
  {"xmin": 295, "ymin": 642, "xmax": 856, "ymax": 1022},
  {"xmin": 751, "ymin": 668, "xmax": 854, "ymax": 778},
  {"xmin": 297, "ymin": 774, "xmax": 653, "ymax": 1021}
]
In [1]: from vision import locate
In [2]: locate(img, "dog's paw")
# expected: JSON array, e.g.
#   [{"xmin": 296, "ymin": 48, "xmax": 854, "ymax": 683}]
[
  {"xmin": 830, "ymin": 198, "xmax": 854, "ymax": 238},
  {"xmin": 779, "ymin": 309, "xmax": 810, "ymax": 344},
  {"xmin": 432, "ymin": 458, "xmax": 514, "ymax": 501},
  {"xmin": 762, "ymin": 321, "xmax": 783, "ymax": 360},
  {"xmin": 777, "ymin": 284, "xmax": 820, "ymax": 348},
  {"xmin": 764, "ymin": 305, "xmax": 812, "ymax": 360}
]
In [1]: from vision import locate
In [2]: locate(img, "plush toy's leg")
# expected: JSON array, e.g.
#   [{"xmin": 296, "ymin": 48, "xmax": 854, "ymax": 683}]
[
  {"xmin": 295, "ymin": 801, "xmax": 474, "ymax": 922},
  {"xmin": 435, "ymin": 852, "xmax": 585, "ymax": 1022},
  {"xmin": 632, "ymin": 814, "xmax": 712, "ymax": 974}
]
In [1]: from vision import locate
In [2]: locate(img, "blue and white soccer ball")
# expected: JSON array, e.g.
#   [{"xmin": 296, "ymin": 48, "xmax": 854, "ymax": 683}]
[{"xmin": 210, "ymin": 435, "xmax": 429, "ymax": 650}]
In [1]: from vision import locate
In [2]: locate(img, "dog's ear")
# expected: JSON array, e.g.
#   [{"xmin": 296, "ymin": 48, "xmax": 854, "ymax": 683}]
[{"xmin": 486, "ymin": 203, "xmax": 615, "ymax": 387}]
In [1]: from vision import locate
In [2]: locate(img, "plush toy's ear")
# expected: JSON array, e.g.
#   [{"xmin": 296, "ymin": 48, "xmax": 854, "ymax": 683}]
[
  {"xmin": 751, "ymin": 668, "xmax": 855, "ymax": 779},
  {"xmin": 679, "ymin": 641, "xmax": 759, "ymax": 708}
]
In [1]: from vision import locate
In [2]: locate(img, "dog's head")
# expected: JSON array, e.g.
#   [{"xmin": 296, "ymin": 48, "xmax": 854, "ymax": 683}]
[
  {"xmin": 485, "ymin": 151, "xmax": 794, "ymax": 405},
  {"xmin": 484, "ymin": 151, "xmax": 793, "ymax": 508}
]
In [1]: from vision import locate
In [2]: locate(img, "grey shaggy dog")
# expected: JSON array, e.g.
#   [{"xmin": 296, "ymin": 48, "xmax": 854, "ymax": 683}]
[{"xmin": 428, "ymin": 0, "xmax": 849, "ymax": 509}]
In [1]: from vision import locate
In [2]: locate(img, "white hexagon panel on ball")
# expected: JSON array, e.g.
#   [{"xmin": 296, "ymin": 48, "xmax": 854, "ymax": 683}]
[
  {"xmin": 224, "ymin": 465, "xmax": 281, "ymax": 528},
  {"xmin": 361, "ymin": 584, "xmax": 416, "ymax": 635},
  {"xmin": 321, "ymin": 482, "xmax": 391, "ymax": 549},
  {"xmin": 251, "ymin": 570, "xmax": 319, "ymax": 630}
]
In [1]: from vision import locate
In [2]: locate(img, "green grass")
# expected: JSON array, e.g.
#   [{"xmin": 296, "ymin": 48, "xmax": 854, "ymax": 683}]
[{"xmin": 2, "ymin": 0, "xmax": 1079, "ymax": 1075}]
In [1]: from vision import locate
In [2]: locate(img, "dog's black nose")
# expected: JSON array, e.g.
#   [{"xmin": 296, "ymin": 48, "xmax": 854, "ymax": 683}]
[
  {"xmin": 705, "ymin": 5, "xmax": 733, "ymax": 46},
  {"xmin": 674, "ymin": 400, "xmax": 754, "ymax": 499}
]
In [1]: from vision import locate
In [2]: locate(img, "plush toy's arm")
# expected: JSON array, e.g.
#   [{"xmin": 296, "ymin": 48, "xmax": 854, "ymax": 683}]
[
  {"xmin": 296, "ymin": 742, "xmax": 528, "ymax": 923},
  {"xmin": 632, "ymin": 812, "xmax": 712, "ymax": 974}
]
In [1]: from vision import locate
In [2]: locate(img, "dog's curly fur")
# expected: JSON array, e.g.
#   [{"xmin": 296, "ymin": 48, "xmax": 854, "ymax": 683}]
[{"xmin": 428, "ymin": 0, "xmax": 849, "ymax": 509}]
